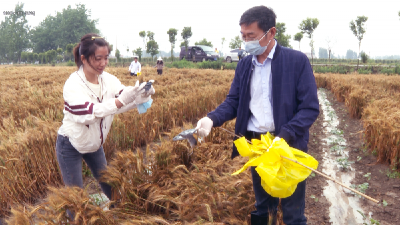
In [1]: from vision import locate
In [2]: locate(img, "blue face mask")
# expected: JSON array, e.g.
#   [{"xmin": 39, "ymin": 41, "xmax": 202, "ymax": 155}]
[{"xmin": 244, "ymin": 28, "xmax": 272, "ymax": 55}]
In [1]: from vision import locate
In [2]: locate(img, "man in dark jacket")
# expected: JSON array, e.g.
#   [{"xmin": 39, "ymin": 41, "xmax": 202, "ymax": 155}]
[
  {"xmin": 238, "ymin": 46, "xmax": 245, "ymax": 61},
  {"xmin": 195, "ymin": 6, "xmax": 319, "ymax": 225}
]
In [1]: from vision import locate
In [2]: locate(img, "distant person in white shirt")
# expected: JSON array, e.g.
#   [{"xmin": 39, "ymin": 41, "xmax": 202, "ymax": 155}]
[{"xmin": 129, "ymin": 56, "xmax": 141, "ymax": 76}]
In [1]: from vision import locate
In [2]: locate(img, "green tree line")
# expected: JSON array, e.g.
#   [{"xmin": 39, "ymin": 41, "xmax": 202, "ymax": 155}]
[
  {"xmin": 0, "ymin": 3, "xmax": 99, "ymax": 64},
  {"xmin": 1, "ymin": 2, "xmax": 398, "ymax": 64}
]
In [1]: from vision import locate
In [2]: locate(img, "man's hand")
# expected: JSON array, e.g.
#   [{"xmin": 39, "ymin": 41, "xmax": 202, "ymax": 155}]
[
  {"xmin": 195, "ymin": 117, "xmax": 213, "ymax": 138},
  {"xmin": 272, "ymin": 136, "xmax": 280, "ymax": 144},
  {"xmin": 267, "ymin": 136, "xmax": 281, "ymax": 152}
]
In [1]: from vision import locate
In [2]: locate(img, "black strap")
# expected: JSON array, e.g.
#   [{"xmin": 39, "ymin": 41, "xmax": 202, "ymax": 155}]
[{"xmin": 245, "ymin": 131, "xmax": 275, "ymax": 140}]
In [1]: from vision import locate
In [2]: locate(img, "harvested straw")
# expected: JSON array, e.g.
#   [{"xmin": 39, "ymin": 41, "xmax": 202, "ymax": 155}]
[
  {"xmin": 101, "ymin": 121, "xmax": 255, "ymax": 223},
  {"xmin": 0, "ymin": 66, "xmax": 235, "ymax": 217},
  {"xmin": 7, "ymin": 122, "xmax": 257, "ymax": 224}
]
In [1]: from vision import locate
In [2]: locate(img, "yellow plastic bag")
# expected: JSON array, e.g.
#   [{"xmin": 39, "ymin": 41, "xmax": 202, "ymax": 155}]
[
  {"xmin": 137, "ymin": 72, "xmax": 142, "ymax": 76},
  {"xmin": 232, "ymin": 133, "xmax": 318, "ymax": 198}
]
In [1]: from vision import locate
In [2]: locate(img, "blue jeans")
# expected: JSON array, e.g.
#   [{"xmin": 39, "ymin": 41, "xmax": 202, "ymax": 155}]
[
  {"xmin": 56, "ymin": 134, "xmax": 112, "ymax": 214},
  {"xmin": 251, "ymin": 167, "xmax": 307, "ymax": 225}
]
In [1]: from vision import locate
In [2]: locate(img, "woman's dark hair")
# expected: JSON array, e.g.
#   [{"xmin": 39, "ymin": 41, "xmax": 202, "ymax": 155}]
[
  {"xmin": 239, "ymin": 6, "xmax": 276, "ymax": 32},
  {"xmin": 157, "ymin": 60, "xmax": 163, "ymax": 65},
  {"xmin": 73, "ymin": 33, "xmax": 110, "ymax": 69}
]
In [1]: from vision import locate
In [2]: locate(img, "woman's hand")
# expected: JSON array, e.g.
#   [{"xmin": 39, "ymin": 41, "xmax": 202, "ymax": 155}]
[
  {"xmin": 135, "ymin": 81, "xmax": 155, "ymax": 104},
  {"xmin": 117, "ymin": 81, "xmax": 146, "ymax": 106}
]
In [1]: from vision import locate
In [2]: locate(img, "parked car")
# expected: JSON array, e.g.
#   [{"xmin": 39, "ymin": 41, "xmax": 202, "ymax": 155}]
[
  {"xmin": 224, "ymin": 49, "xmax": 248, "ymax": 63},
  {"xmin": 180, "ymin": 45, "xmax": 219, "ymax": 62}
]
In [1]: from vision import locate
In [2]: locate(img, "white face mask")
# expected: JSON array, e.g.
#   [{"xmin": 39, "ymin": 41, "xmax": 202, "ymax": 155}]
[{"xmin": 244, "ymin": 28, "xmax": 272, "ymax": 55}]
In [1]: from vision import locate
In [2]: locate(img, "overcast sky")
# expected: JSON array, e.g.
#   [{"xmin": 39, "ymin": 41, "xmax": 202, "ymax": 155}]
[{"xmin": 2, "ymin": 0, "xmax": 400, "ymax": 58}]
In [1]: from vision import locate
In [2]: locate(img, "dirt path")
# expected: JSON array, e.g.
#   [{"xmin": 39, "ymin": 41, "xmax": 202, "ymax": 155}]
[{"xmin": 305, "ymin": 88, "xmax": 400, "ymax": 225}]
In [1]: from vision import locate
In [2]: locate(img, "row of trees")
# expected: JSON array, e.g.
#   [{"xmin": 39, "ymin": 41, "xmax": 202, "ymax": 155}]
[
  {"xmin": 225, "ymin": 22, "xmax": 295, "ymax": 50},
  {"xmin": 183, "ymin": 10, "xmax": 398, "ymax": 61},
  {"xmin": 226, "ymin": 11, "xmax": 399, "ymax": 66},
  {"xmin": 221, "ymin": 19, "xmax": 320, "ymax": 64},
  {"xmin": 133, "ymin": 11, "xmax": 398, "ymax": 63},
  {"xmin": 296, "ymin": 15, "xmax": 369, "ymax": 68},
  {"xmin": 1, "ymin": 2, "xmax": 398, "ymax": 64},
  {"xmin": 281, "ymin": 16, "xmax": 368, "ymax": 68},
  {"xmin": 19, "ymin": 43, "xmax": 82, "ymax": 64},
  {"xmin": 122, "ymin": 27, "xmax": 193, "ymax": 62},
  {"xmin": 20, "ymin": 49, "xmax": 57, "ymax": 64},
  {"xmin": 127, "ymin": 22, "xmax": 301, "ymax": 62}
]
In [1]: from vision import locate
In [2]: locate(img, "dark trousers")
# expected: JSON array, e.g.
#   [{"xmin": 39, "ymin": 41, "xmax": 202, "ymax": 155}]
[
  {"xmin": 157, "ymin": 69, "xmax": 162, "ymax": 75},
  {"xmin": 130, "ymin": 72, "xmax": 137, "ymax": 76},
  {"xmin": 245, "ymin": 131, "xmax": 307, "ymax": 225},
  {"xmin": 56, "ymin": 135, "xmax": 112, "ymax": 217}
]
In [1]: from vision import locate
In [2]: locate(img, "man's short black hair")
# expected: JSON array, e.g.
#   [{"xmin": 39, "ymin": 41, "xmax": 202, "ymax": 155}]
[{"xmin": 239, "ymin": 6, "xmax": 276, "ymax": 32}]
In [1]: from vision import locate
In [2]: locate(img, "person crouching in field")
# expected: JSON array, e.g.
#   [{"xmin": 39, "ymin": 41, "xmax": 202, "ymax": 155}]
[
  {"xmin": 129, "ymin": 56, "xmax": 141, "ymax": 76},
  {"xmin": 154, "ymin": 57, "xmax": 164, "ymax": 75},
  {"xmin": 56, "ymin": 33, "xmax": 155, "ymax": 219}
]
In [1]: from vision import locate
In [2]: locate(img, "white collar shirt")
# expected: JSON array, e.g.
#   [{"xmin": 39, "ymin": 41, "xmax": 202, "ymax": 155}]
[
  {"xmin": 247, "ymin": 40, "xmax": 277, "ymax": 133},
  {"xmin": 129, "ymin": 61, "xmax": 141, "ymax": 73}
]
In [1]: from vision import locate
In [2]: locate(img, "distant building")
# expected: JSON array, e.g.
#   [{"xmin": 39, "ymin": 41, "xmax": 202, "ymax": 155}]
[{"xmin": 304, "ymin": 52, "xmax": 316, "ymax": 58}]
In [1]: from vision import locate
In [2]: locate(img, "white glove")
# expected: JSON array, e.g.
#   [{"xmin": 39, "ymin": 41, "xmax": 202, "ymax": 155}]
[
  {"xmin": 117, "ymin": 81, "xmax": 146, "ymax": 106},
  {"xmin": 134, "ymin": 94, "xmax": 152, "ymax": 105},
  {"xmin": 195, "ymin": 117, "xmax": 213, "ymax": 138}
]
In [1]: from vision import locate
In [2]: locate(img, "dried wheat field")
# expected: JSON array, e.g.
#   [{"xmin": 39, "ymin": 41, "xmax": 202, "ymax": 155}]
[
  {"xmin": 315, "ymin": 74, "xmax": 400, "ymax": 168},
  {"xmin": 1, "ymin": 66, "xmax": 400, "ymax": 224},
  {"xmin": 0, "ymin": 66, "xmax": 258, "ymax": 224}
]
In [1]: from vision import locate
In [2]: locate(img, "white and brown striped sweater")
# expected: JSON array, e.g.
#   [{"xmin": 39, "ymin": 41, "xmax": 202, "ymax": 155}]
[{"xmin": 58, "ymin": 66, "xmax": 139, "ymax": 153}]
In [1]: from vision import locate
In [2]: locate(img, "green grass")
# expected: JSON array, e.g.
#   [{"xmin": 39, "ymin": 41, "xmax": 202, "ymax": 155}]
[
  {"xmin": 312, "ymin": 58, "xmax": 400, "ymax": 65},
  {"xmin": 358, "ymin": 67, "xmax": 372, "ymax": 74},
  {"xmin": 167, "ymin": 58, "xmax": 197, "ymax": 69},
  {"xmin": 313, "ymin": 65, "xmax": 351, "ymax": 74},
  {"xmin": 165, "ymin": 58, "xmax": 237, "ymax": 70},
  {"xmin": 386, "ymin": 168, "xmax": 400, "ymax": 179},
  {"xmin": 66, "ymin": 60, "xmax": 74, "ymax": 66},
  {"xmin": 336, "ymin": 157, "xmax": 354, "ymax": 171},
  {"xmin": 313, "ymin": 64, "xmax": 400, "ymax": 75},
  {"xmin": 380, "ymin": 67, "xmax": 396, "ymax": 75}
]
